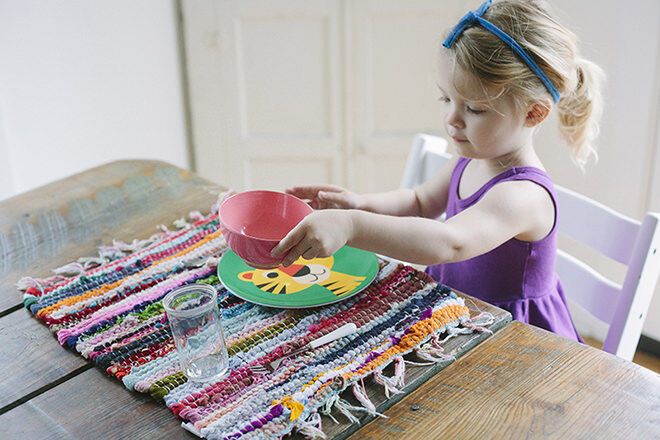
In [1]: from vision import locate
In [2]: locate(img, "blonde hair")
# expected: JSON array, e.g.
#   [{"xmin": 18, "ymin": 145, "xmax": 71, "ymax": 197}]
[{"xmin": 444, "ymin": 0, "xmax": 605, "ymax": 167}]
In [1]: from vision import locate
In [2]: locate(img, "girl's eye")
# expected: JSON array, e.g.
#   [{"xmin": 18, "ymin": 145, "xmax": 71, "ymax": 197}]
[
  {"xmin": 467, "ymin": 106, "xmax": 486, "ymax": 114},
  {"xmin": 438, "ymin": 96, "xmax": 450, "ymax": 103}
]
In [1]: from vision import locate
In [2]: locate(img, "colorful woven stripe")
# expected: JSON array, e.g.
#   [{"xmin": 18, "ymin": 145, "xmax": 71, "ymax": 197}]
[{"xmin": 19, "ymin": 209, "xmax": 474, "ymax": 440}]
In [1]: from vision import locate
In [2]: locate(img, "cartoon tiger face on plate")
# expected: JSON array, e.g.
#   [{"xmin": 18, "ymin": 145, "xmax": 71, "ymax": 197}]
[{"xmin": 238, "ymin": 256, "xmax": 365, "ymax": 297}]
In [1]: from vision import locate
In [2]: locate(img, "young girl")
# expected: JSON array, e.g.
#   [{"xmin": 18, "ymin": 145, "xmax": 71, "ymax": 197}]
[{"xmin": 270, "ymin": 0, "xmax": 603, "ymax": 342}]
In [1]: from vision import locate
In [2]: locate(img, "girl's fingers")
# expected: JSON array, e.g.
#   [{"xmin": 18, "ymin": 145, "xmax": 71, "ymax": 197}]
[
  {"xmin": 284, "ymin": 186, "xmax": 316, "ymax": 199},
  {"xmin": 280, "ymin": 250, "xmax": 299, "ymax": 268},
  {"xmin": 286, "ymin": 184, "xmax": 344, "ymax": 199},
  {"xmin": 271, "ymin": 226, "xmax": 303, "ymax": 257},
  {"xmin": 281, "ymin": 241, "xmax": 313, "ymax": 267},
  {"xmin": 301, "ymin": 246, "xmax": 318, "ymax": 260},
  {"xmin": 318, "ymin": 190, "xmax": 350, "ymax": 208},
  {"xmin": 214, "ymin": 189, "xmax": 236, "ymax": 213},
  {"xmin": 219, "ymin": 189, "xmax": 236, "ymax": 203}
]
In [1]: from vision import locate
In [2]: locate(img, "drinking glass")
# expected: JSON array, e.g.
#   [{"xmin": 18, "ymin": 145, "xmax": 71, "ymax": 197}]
[{"xmin": 163, "ymin": 283, "xmax": 229, "ymax": 382}]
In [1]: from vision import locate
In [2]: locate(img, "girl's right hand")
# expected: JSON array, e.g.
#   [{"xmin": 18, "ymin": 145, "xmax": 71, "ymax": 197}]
[
  {"xmin": 286, "ymin": 184, "xmax": 362, "ymax": 210},
  {"xmin": 271, "ymin": 210, "xmax": 353, "ymax": 267}
]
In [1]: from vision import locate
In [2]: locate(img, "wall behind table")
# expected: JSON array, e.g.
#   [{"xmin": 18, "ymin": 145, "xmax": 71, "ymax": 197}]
[{"xmin": 0, "ymin": 0, "xmax": 188, "ymax": 200}]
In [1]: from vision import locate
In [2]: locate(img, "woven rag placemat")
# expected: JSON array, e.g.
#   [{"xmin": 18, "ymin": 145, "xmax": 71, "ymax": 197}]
[{"xmin": 17, "ymin": 208, "xmax": 487, "ymax": 440}]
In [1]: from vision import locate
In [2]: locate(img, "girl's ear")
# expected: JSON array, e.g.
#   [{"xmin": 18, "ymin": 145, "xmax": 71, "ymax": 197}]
[{"xmin": 525, "ymin": 102, "xmax": 551, "ymax": 127}]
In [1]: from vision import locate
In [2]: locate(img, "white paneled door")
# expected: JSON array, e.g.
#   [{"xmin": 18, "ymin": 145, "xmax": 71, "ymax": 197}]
[
  {"xmin": 348, "ymin": 0, "xmax": 464, "ymax": 192},
  {"xmin": 183, "ymin": 0, "xmax": 461, "ymax": 193},
  {"xmin": 187, "ymin": 0, "xmax": 343, "ymax": 191}
]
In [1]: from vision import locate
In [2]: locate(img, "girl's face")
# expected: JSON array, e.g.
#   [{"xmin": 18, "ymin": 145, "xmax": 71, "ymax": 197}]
[{"xmin": 436, "ymin": 52, "xmax": 532, "ymax": 161}]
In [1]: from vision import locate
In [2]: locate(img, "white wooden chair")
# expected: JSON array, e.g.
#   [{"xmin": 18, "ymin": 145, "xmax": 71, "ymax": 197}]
[
  {"xmin": 399, "ymin": 133, "xmax": 450, "ymax": 222},
  {"xmin": 555, "ymin": 188, "xmax": 660, "ymax": 360},
  {"xmin": 400, "ymin": 133, "xmax": 451, "ymax": 190},
  {"xmin": 400, "ymin": 133, "xmax": 660, "ymax": 361}
]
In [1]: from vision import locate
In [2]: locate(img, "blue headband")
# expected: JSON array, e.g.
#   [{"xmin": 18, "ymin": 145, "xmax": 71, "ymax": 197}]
[{"xmin": 443, "ymin": 0, "xmax": 561, "ymax": 103}]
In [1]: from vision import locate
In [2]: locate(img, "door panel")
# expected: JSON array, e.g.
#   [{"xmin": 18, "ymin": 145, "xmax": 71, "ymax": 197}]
[
  {"xmin": 245, "ymin": 156, "xmax": 335, "ymax": 191},
  {"xmin": 212, "ymin": 0, "xmax": 343, "ymax": 190},
  {"xmin": 348, "ymin": 0, "xmax": 463, "ymax": 192}
]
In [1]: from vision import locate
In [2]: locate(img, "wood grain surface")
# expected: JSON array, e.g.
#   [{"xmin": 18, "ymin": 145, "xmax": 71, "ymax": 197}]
[
  {"xmin": 0, "ymin": 308, "xmax": 88, "ymax": 409},
  {"xmin": 0, "ymin": 159, "xmax": 222, "ymax": 313},
  {"xmin": 0, "ymin": 368, "xmax": 195, "ymax": 440},
  {"xmin": 306, "ymin": 292, "xmax": 511, "ymax": 440},
  {"xmin": 352, "ymin": 321, "xmax": 660, "ymax": 440}
]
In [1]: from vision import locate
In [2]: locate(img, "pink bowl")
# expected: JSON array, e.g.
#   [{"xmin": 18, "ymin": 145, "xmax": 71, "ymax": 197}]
[{"xmin": 218, "ymin": 190, "xmax": 313, "ymax": 269}]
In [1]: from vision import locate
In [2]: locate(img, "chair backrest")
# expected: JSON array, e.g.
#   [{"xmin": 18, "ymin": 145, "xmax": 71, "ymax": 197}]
[
  {"xmin": 400, "ymin": 133, "xmax": 660, "ymax": 361},
  {"xmin": 554, "ymin": 186, "xmax": 660, "ymax": 360},
  {"xmin": 400, "ymin": 133, "xmax": 451, "ymax": 190}
]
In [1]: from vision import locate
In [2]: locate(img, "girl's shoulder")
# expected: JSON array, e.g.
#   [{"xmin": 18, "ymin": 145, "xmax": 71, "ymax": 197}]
[
  {"xmin": 471, "ymin": 166, "xmax": 557, "ymax": 242},
  {"xmin": 457, "ymin": 158, "xmax": 555, "ymax": 202},
  {"xmin": 490, "ymin": 174, "xmax": 557, "ymax": 242}
]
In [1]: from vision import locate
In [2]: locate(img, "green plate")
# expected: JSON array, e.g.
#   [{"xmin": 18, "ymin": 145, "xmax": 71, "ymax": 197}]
[{"xmin": 217, "ymin": 246, "xmax": 379, "ymax": 308}]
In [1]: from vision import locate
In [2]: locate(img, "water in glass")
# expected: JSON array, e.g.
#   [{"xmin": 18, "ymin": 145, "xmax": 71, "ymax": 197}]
[{"xmin": 163, "ymin": 283, "xmax": 229, "ymax": 382}]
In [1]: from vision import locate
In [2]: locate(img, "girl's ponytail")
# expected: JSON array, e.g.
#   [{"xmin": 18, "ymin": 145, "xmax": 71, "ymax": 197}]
[{"xmin": 557, "ymin": 58, "xmax": 605, "ymax": 168}]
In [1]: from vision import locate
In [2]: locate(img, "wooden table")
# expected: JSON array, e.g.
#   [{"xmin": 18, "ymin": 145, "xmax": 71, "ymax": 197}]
[{"xmin": 1, "ymin": 160, "xmax": 658, "ymax": 440}]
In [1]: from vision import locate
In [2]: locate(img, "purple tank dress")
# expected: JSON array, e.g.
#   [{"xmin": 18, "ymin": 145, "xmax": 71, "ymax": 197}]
[{"xmin": 426, "ymin": 157, "xmax": 582, "ymax": 342}]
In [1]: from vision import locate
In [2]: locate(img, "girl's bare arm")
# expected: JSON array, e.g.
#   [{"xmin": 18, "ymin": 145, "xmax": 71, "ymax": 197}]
[
  {"xmin": 273, "ymin": 177, "xmax": 553, "ymax": 267},
  {"xmin": 286, "ymin": 156, "xmax": 458, "ymax": 219},
  {"xmin": 348, "ymin": 179, "xmax": 554, "ymax": 265}
]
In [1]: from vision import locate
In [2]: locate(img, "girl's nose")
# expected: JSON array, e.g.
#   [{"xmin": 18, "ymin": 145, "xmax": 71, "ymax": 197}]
[{"xmin": 447, "ymin": 109, "xmax": 464, "ymax": 130}]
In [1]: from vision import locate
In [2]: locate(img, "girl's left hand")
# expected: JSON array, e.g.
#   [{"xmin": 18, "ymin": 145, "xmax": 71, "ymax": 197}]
[{"xmin": 271, "ymin": 210, "xmax": 353, "ymax": 267}]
